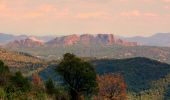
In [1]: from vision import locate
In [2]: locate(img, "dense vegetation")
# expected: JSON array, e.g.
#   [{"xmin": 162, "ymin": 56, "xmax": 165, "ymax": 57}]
[
  {"xmin": 1, "ymin": 54, "xmax": 126, "ymax": 100},
  {"xmin": 2, "ymin": 46, "xmax": 170, "ymax": 100},
  {"xmin": 93, "ymin": 57, "xmax": 170, "ymax": 99},
  {"xmin": 56, "ymin": 53, "xmax": 98, "ymax": 100},
  {"xmin": 39, "ymin": 57, "xmax": 170, "ymax": 100},
  {"xmin": 0, "ymin": 59, "xmax": 69, "ymax": 99}
]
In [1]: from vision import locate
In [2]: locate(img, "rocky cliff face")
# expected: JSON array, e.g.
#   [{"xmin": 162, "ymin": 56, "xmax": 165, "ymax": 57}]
[
  {"xmin": 46, "ymin": 34, "xmax": 138, "ymax": 46},
  {"xmin": 6, "ymin": 34, "xmax": 138, "ymax": 47},
  {"xmin": 7, "ymin": 37, "xmax": 44, "ymax": 48}
]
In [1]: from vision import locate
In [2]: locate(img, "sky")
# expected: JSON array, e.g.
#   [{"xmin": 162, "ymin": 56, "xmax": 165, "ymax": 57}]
[{"xmin": 0, "ymin": 0, "xmax": 170, "ymax": 37}]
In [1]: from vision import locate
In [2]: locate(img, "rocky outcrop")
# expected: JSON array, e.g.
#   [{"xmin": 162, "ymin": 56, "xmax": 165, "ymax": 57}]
[
  {"xmin": 46, "ymin": 34, "xmax": 138, "ymax": 46},
  {"xmin": 7, "ymin": 37, "xmax": 44, "ymax": 48}
]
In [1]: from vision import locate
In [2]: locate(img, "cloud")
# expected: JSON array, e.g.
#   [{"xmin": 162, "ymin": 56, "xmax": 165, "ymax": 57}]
[
  {"xmin": 75, "ymin": 12, "xmax": 111, "ymax": 20},
  {"xmin": 0, "ymin": 0, "xmax": 169, "ymax": 36},
  {"xmin": 164, "ymin": 5, "xmax": 170, "ymax": 9},
  {"xmin": 120, "ymin": 10, "xmax": 141, "ymax": 17},
  {"xmin": 0, "ymin": 4, "xmax": 7, "ymax": 11},
  {"xmin": 161, "ymin": 0, "xmax": 170, "ymax": 2},
  {"xmin": 120, "ymin": 10, "xmax": 159, "ymax": 18}
]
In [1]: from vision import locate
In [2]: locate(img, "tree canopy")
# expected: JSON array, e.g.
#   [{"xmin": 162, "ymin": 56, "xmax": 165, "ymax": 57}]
[
  {"xmin": 0, "ymin": 60, "xmax": 10, "ymax": 86},
  {"xmin": 56, "ymin": 53, "xmax": 98, "ymax": 100}
]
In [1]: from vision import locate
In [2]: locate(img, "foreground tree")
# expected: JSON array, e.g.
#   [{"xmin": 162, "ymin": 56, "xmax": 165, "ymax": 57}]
[
  {"xmin": 10, "ymin": 71, "xmax": 31, "ymax": 92},
  {"xmin": 0, "ymin": 60, "xmax": 10, "ymax": 86},
  {"xmin": 95, "ymin": 73, "xmax": 127, "ymax": 100},
  {"xmin": 56, "ymin": 53, "xmax": 98, "ymax": 100},
  {"xmin": 45, "ymin": 78, "xmax": 56, "ymax": 95}
]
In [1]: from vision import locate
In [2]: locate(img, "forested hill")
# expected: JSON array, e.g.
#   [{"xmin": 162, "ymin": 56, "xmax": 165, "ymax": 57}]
[
  {"xmin": 92, "ymin": 57, "xmax": 170, "ymax": 99},
  {"xmin": 38, "ymin": 57, "xmax": 170, "ymax": 99}
]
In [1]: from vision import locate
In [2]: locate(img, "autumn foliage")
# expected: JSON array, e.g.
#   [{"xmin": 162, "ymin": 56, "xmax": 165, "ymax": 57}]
[
  {"xmin": 32, "ymin": 74, "xmax": 44, "ymax": 90},
  {"xmin": 94, "ymin": 73, "xmax": 127, "ymax": 100}
]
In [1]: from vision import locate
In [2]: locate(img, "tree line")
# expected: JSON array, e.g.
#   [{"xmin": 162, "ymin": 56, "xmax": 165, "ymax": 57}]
[{"xmin": 0, "ymin": 53, "xmax": 126, "ymax": 100}]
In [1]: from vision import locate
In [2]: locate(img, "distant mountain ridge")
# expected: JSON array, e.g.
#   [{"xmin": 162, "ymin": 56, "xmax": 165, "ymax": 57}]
[
  {"xmin": 5, "ymin": 34, "xmax": 138, "ymax": 48},
  {"xmin": 0, "ymin": 33, "xmax": 55, "ymax": 44},
  {"xmin": 125, "ymin": 33, "xmax": 170, "ymax": 47},
  {"xmin": 7, "ymin": 37, "xmax": 44, "ymax": 48},
  {"xmin": 0, "ymin": 33, "xmax": 28, "ymax": 44},
  {"xmin": 2, "ymin": 32, "xmax": 170, "ymax": 47},
  {"xmin": 46, "ymin": 34, "xmax": 138, "ymax": 46}
]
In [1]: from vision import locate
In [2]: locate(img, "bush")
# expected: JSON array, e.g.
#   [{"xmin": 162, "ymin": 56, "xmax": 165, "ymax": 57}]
[
  {"xmin": 10, "ymin": 71, "xmax": 31, "ymax": 92},
  {"xmin": 0, "ymin": 60, "xmax": 10, "ymax": 86},
  {"xmin": 0, "ymin": 87, "xmax": 5, "ymax": 99},
  {"xmin": 45, "ymin": 78, "xmax": 56, "ymax": 95}
]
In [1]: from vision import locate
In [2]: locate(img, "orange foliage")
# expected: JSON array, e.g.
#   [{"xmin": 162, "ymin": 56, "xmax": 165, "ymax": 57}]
[
  {"xmin": 32, "ymin": 74, "xmax": 43, "ymax": 86},
  {"xmin": 95, "ymin": 73, "xmax": 127, "ymax": 100}
]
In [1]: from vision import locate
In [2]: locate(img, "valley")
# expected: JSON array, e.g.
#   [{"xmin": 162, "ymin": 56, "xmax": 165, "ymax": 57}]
[{"xmin": 1, "ymin": 33, "xmax": 170, "ymax": 100}]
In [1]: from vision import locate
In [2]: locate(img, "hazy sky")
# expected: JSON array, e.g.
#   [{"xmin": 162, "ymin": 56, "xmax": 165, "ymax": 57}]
[{"xmin": 0, "ymin": 0, "xmax": 170, "ymax": 36}]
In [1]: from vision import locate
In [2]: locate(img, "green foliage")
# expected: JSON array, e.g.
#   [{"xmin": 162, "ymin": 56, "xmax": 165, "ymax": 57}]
[
  {"xmin": 0, "ymin": 60, "xmax": 9, "ymax": 73},
  {"xmin": 56, "ymin": 53, "xmax": 98, "ymax": 100},
  {"xmin": 45, "ymin": 78, "xmax": 56, "ymax": 95},
  {"xmin": 10, "ymin": 71, "xmax": 31, "ymax": 92},
  {"xmin": 0, "ymin": 60, "xmax": 10, "ymax": 86},
  {"xmin": 0, "ymin": 87, "xmax": 5, "ymax": 99},
  {"xmin": 35, "ymin": 91, "xmax": 47, "ymax": 100},
  {"xmin": 45, "ymin": 78, "xmax": 70, "ymax": 100},
  {"xmin": 0, "ymin": 60, "xmax": 50, "ymax": 99},
  {"xmin": 93, "ymin": 57, "xmax": 170, "ymax": 99}
]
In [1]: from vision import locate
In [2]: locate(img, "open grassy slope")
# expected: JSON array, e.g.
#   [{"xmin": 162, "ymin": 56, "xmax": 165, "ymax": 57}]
[{"xmin": 0, "ymin": 48, "xmax": 47, "ymax": 75}]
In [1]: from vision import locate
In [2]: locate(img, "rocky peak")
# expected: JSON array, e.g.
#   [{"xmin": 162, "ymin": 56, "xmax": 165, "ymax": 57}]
[
  {"xmin": 7, "ymin": 37, "xmax": 44, "ymax": 48},
  {"xmin": 47, "ymin": 34, "xmax": 138, "ymax": 46}
]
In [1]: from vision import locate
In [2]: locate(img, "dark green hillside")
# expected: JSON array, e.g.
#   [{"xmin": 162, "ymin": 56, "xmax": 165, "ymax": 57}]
[
  {"xmin": 92, "ymin": 57, "xmax": 170, "ymax": 99},
  {"xmin": 39, "ymin": 57, "xmax": 170, "ymax": 99},
  {"xmin": 93, "ymin": 57, "xmax": 170, "ymax": 92}
]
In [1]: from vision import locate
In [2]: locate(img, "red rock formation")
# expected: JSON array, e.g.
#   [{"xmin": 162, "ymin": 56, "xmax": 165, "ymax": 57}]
[
  {"xmin": 63, "ymin": 34, "xmax": 80, "ymax": 45},
  {"xmin": 45, "ymin": 34, "xmax": 138, "ymax": 46},
  {"xmin": 8, "ymin": 37, "xmax": 44, "ymax": 47}
]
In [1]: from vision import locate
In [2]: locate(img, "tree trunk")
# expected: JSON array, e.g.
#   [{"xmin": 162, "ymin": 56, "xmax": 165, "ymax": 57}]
[{"xmin": 70, "ymin": 89, "xmax": 81, "ymax": 100}]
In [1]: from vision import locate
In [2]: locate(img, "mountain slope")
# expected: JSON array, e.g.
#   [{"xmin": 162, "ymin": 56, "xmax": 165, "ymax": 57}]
[
  {"xmin": 6, "ymin": 44, "xmax": 170, "ymax": 64},
  {"xmin": 6, "ymin": 37, "xmax": 44, "ymax": 48},
  {"xmin": 126, "ymin": 33, "xmax": 170, "ymax": 47},
  {"xmin": 46, "ymin": 34, "xmax": 138, "ymax": 46},
  {"xmin": 39, "ymin": 57, "xmax": 170, "ymax": 99},
  {"xmin": 93, "ymin": 57, "xmax": 170, "ymax": 92},
  {"xmin": 93, "ymin": 57, "xmax": 170, "ymax": 99},
  {"xmin": 0, "ymin": 48, "xmax": 47, "ymax": 74}
]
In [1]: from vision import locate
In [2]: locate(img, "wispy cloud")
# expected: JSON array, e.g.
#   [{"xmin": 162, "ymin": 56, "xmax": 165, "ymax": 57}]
[
  {"xmin": 120, "ymin": 10, "xmax": 159, "ymax": 18},
  {"xmin": 161, "ymin": 0, "xmax": 170, "ymax": 3},
  {"xmin": 0, "ymin": 0, "xmax": 169, "ymax": 36}
]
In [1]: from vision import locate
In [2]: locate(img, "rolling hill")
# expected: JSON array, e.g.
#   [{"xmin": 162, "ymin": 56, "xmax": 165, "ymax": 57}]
[
  {"xmin": 39, "ymin": 57, "xmax": 170, "ymax": 99},
  {"xmin": 0, "ymin": 48, "xmax": 47, "ymax": 75},
  {"xmin": 93, "ymin": 57, "xmax": 170, "ymax": 99},
  {"xmin": 5, "ymin": 44, "xmax": 170, "ymax": 64}
]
